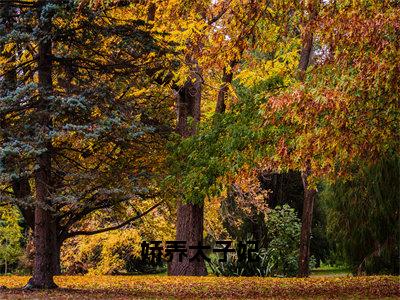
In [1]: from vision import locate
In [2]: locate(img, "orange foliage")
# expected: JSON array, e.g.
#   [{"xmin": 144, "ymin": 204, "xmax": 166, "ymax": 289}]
[{"xmin": 0, "ymin": 275, "xmax": 399, "ymax": 299}]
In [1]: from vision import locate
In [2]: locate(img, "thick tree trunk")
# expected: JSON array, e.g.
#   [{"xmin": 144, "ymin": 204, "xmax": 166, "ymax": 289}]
[
  {"xmin": 175, "ymin": 72, "xmax": 201, "ymax": 138},
  {"xmin": 168, "ymin": 203, "xmax": 207, "ymax": 275},
  {"xmin": 26, "ymin": 0, "xmax": 58, "ymax": 289},
  {"xmin": 29, "ymin": 128, "xmax": 58, "ymax": 288},
  {"xmin": 169, "ymin": 65, "xmax": 207, "ymax": 276},
  {"xmin": 30, "ymin": 165, "xmax": 58, "ymax": 288}
]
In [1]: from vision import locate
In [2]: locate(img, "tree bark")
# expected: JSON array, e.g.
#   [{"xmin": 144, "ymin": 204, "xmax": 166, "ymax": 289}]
[
  {"xmin": 168, "ymin": 65, "xmax": 207, "ymax": 276},
  {"xmin": 175, "ymin": 70, "xmax": 201, "ymax": 137},
  {"xmin": 26, "ymin": 0, "xmax": 58, "ymax": 289},
  {"xmin": 297, "ymin": 30, "xmax": 313, "ymax": 81},
  {"xmin": 298, "ymin": 162, "xmax": 316, "ymax": 276},
  {"xmin": 30, "ymin": 163, "xmax": 58, "ymax": 288},
  {"xmin": 215, "ymin": 66, "xmax": 233, "ymax": 114},
  {"xmin": 168, "ymin": 203, "xmax": 207, "ymax": 275}
]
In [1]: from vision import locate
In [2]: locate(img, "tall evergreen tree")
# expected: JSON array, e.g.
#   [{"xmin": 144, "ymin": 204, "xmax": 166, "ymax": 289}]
[{"xmin": 0, "ymin": 0, "xmax": 174, "ymax": 288}]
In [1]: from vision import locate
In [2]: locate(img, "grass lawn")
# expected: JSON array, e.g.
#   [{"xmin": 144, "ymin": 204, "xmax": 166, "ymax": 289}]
[
  {"xmin": 0, "ymin": 275, "xmax": 399, "ymax": 299},
  {"xmin": 311, "ymin": 266, "xmax": 352, "ymax": 277}
]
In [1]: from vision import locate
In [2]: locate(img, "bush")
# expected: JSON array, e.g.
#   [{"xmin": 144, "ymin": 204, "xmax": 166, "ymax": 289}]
[
  {"xmin": 264, "ymin": 205, "xmax": 300, "ymax": 276},
  {"xmin": 61, "ymin": 209, "xmax": 174, "ymax": 275},
  {"xmin": 0, "ymin": 206, "xmax": 23, "ymax": 274},
  {"xmin": 62, "ymin": 229, "xmax": 148, "ymax": 275},
  {"xmin": 209, "ymin": 205, "xmax": 300, "ymax": 277}
]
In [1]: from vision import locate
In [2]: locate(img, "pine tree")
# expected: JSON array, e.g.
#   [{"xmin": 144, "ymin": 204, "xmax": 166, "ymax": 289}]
[{"xmin": 0, "ymin": 0, "xmax": 174, "ymax": 288}]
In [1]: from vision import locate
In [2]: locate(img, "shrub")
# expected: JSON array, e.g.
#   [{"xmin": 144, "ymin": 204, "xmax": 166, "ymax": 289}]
[
  {"xmin": 63, "ymin": 229, "xmax": 144, "ymax": 275},
  {"xmin": 0, "ymin": 206, "xmax": 23, "ymax": 274},
  {"xmin": 209, "ymin": 205, "xmax": 300, "ymax": 277}
]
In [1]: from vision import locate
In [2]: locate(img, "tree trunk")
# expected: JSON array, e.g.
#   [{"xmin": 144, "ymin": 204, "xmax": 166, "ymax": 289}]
[
  {"xmin": 297, "ymin": 2, "xmax": 318, "ymax": 277},
  {"xmin": 297, "ymin": 29, "xmax": 313, "ymax": 81},
  {"xmin": 26, "ymin": 0, "xmax": 58, "ymax": 289},
  {"xmin": 169, "ymin": 65, "xmax": 207, "ymax": 276},
  {"xmin": 168, "ymin": 203, "xmax": 207, "ymax": 275},
  {"xmin": 175, "ymin": 72, "xmax": 201, "ymax": 138},
  {"xmin": 298, "ymin": 163, "xmax": 316, "ymax": 277},
  {"xmin": 215, "ymin": 67, "xmax": 233, "ymax": 114},
  {"xmin": 30, "ymin": 171, "xmax": 58, "ymax": 288}
]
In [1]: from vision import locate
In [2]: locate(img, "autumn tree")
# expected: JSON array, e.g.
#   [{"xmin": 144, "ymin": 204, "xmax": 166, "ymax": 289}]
[
  {"xmin": 164, "ymin": 0, "xmax": 399, "ymax": 278},
  {"xmin": 296, "ymin": 0, "xmax": 319, "ymax": 277},
  {"xmin": 261, "ymin": 0, "xmax": 399, "ymax": 275},
  {"xmin": 154, "ymin": 0, "xmax": 305, "ymax": 276},
  {"xmin": 151, "ymin": 0, "xmax": 269, "ymax": 276}
]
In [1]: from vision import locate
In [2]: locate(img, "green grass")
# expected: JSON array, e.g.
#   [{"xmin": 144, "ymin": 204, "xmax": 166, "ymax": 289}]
[{"xmin": 311, "ymin": 264, "xmax": 352, "ymax": 277}]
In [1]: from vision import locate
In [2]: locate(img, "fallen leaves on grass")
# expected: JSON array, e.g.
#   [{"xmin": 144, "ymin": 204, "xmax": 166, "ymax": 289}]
[{"xmin": 0, "ymin": 275, "xmax": 399, "ymax": 299}]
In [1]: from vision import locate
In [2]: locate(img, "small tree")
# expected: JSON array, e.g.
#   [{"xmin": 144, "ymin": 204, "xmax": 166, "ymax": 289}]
[
  {"xmin": 0, "ymin": 206, "xmax": 23, "ymax": 274},
  {"xmin": 209, "ymin": 205, "xmax": 300, "ymax": 277},
  {"xmin": 265, "ymin": 205, "xmax": 301, "ymax": 277}
]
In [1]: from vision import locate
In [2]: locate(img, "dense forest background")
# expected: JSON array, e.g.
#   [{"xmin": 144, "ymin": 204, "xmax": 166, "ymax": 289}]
[{"xmin": 0, "ymin": 0, "xmax": 398, "ymax": 289}]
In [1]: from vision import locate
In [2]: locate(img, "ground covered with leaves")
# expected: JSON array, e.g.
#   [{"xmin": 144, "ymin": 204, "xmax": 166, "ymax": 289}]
[{"xmin": 0, "ymin": 275, "xmax": 399, "ymax": 299}]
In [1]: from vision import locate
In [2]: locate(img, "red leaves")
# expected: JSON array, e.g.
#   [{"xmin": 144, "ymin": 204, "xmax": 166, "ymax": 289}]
[{"xmin": 259, "ymin": 4, "xmax": 400, "ymax": 181}]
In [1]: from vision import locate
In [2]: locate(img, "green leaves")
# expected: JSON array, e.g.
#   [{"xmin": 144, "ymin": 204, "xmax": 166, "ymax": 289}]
[
  {"xmin": 0, "ymin": 206, "xmax": 23, "ymax": 273},
  {"xmin": 320, "ymin": 156, "xmax": 400, "ymax": 274}
]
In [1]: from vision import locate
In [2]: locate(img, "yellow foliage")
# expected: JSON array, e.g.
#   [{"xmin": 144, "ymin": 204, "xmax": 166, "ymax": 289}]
[
  {"xmin": 62, "ymin": 204, "xmax": 175, "ymax": 275},
  {"xmin": 204, "ymin": 196, "xmax": 229, "ymax": 240}
]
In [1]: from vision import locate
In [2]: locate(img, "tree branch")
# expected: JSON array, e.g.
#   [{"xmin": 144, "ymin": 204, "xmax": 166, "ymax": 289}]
[{"xmin": 65, "ymin": 200, "xmax": 163, "ymax": 238}]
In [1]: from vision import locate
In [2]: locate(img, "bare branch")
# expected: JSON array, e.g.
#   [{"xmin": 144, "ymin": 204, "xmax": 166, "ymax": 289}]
[{"xmin": 65, "ymin": 200, "xmax": 163, "ymax": 238}]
